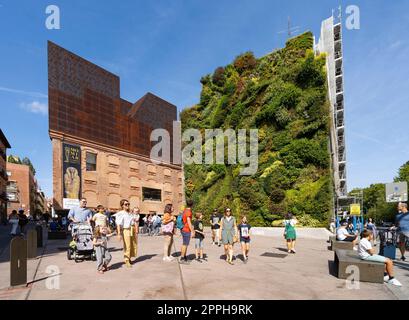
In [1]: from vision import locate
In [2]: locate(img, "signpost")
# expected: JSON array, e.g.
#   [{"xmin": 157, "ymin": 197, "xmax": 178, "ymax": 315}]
[
  {"xmin": 63, "ymin": 198, "xmax": 80, "ymax": 210},
  {"xmin": 385, "ymin": 182, "xmax": 408, "ymax": 203}
]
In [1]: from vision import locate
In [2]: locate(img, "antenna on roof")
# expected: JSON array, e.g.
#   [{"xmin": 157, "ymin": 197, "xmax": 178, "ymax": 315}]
[{"xmin": 277, "ymin": 16, "xmax": 301, "ymax": 38}]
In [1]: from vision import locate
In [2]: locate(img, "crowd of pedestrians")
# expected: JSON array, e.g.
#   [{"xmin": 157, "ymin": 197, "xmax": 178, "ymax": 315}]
[{"xmin": 61, "ymin": 197, "xmax": 270, "ymax": 273}]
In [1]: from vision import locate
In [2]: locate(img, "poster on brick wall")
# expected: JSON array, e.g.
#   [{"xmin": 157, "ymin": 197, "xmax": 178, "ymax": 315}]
[{"xmin": 62, "ymin": 143, "xmax": 82, "ymax": 202}]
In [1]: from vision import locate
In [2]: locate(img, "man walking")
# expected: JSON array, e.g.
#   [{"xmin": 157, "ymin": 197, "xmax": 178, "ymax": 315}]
[
  {"xmin": 67, "ymin": 198, "xmax": 93, "ymax": 224},
  {"xmin": 180, "ymin": 199, "xmax": 195, "ymax": 264},
  {"xmin": 395, "ymin": 203, "xmax": 409, "ymax": 261}
]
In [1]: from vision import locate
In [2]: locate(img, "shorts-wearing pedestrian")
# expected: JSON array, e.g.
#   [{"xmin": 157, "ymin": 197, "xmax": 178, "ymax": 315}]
[
  {"xmin": 240, "ymin": 237, "xmax": 250, "ymax": 244},
  {"xmin": 195, "ymin": 238, "xmax": 204, "ymax": 249},
  {"xmin": 181, "ymin": 231, "xmax": 191, "ymax": 246},
  {"xmin": 398, "ymin": 231, "xmax": 409, "ymax": 244},
  {"xmin": 362, "ymin": 254, "xmax": 387, "ymax": 263}
]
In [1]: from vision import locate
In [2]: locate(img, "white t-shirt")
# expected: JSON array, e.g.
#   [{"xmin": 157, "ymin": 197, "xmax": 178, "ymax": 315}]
[
  {"xmin": 284, "ymin": 219, "xmax": 296, "ymax": 227},
  {"xmin": 358, "ymin": 238, "xmax": 372, "ymax": 259},
  {"xmin": 336, "ymin": 228, "xmax": 349, "ymax": 241},
  {"xmin": 116, "ymin": 211, "xmax": 135, "ymax": 229},
  {"xmin": 93, "ymin": 213, "xmax": 108, "ymax": 227}
]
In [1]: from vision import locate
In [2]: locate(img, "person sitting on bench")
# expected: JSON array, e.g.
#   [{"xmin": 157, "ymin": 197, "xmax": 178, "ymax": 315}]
[
  {"xmin": 337, "ymin": 220, "xmax": 358, "ymax": 249},
  {"xmin": 359, "ymin": 229, "xmax": 402, "ymax": 286}
]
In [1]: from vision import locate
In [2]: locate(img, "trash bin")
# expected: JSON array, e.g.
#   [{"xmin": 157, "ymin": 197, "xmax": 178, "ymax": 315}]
[
  {"xmin": 36, "ymin": 225, "xmax": 43, "ymax": 248},
  {"xmin": 378, "ymin": 227, "xmax": 397, "ymax": 260}
]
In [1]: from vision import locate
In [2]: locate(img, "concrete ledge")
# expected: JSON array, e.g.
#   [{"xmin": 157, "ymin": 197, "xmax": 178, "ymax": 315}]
[
  {"xmin": 335, "ymin": 249, "xmax": 384, "ymax": 284},
  {"xmin": 251, "ymin": 227, "xmax": 332, "ymax": 240},
  {"xmin": 331, "ymin": 240, "xmax": 355, "ymax": 251}
]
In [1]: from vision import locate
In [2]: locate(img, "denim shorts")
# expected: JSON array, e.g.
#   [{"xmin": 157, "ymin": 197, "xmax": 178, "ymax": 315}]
[
  {"xmin": 181, "ymin": 231, "xmax": 191, "ymax": 246},
  {"xmin": 195, "ymin": 238, "xmax": 204, "ymax": 249}
]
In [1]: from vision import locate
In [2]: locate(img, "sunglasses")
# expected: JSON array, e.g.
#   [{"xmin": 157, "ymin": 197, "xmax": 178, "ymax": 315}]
[{"xmin": 124, "ymin": 203, "xmax": 130, "ymax": 206}]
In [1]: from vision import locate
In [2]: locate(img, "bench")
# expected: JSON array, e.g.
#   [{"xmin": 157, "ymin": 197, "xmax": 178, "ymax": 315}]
[
  {"xmin": 330, "ymin": 239, "xmax": 355, "ymax": 251},
  {"xmin": 334, "ymin": 249, "xmax": 384, "ymax": 283},
  {"xmin": 48, "ymin": 231, "xmax": 67, "ymax": 240}
]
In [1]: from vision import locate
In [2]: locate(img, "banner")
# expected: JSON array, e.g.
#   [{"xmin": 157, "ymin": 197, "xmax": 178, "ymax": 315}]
[
  {"xmin": 62, "ymin": 143, "xmax": 81, "ymax": 201},
  {"xmin": 350, "ymin": 204, "xmax": 361, "ymax": 216}
]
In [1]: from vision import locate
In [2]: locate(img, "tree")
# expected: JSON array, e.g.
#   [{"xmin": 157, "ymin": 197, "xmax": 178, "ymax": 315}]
[
  {"xmin": 21, "ymin": 157, "xmax": 36, "ymax": 176},
  {"xmin": 7, "ymin": 155, "xmax": 22, "ymax": 164},
  {"xmin": 395, "ymin": 161, "xmax": 409, "ymax": 184}
]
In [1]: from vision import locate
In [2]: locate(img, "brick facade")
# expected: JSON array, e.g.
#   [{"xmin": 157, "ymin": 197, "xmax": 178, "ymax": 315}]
[
  {"xmin": 6, "ymin": 163, "xmax": 36, "ymax": 216},
  {"xmin": 0, "ymin": 130, "xmax": 11, "ymax": 222},
  {"xmin": 48, "ymin": 42, "xmax": 183, "ymax": 213}
]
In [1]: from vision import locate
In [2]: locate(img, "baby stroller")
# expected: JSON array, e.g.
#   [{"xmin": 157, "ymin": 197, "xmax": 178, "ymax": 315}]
[{"xmin": 67, "ymin": 223, "xmax": 96, "ymax": 262}]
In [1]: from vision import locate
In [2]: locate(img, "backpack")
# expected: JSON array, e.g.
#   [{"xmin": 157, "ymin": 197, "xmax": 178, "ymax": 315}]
[{"xmin": 176, "ymin": 213, "xmax": 185, "ymax": 230}]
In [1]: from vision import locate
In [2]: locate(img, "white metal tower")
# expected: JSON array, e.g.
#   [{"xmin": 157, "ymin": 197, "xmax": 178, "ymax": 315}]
[{"xmin": 315, "ymin": 11, "xmax": 347, "ymax": 199}]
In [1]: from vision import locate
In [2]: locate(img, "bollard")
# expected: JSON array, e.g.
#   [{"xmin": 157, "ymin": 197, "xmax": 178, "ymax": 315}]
[
  {"xmin": 27, "ymin": 229, "xmax": 37, "ymax": 259},
  {"xmin": 10, "ymin": 237, "xmax": 27, "ymax": 286},
  {"xmin": 36, "ymin": 225, "xmax": 43, "ymax": 248}
]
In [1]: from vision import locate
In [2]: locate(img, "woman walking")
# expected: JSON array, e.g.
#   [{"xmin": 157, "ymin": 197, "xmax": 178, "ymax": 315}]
[
  {"xmin": 162, "ymin": 204, "xmax": 176, "ymax": 262},
  {"xmin": 116, "ymin": 199, "xmax": 138, "ymax": 267},
  {"xmin": 284, "ymin": 213, "xmax": 297, "ymax": 254},
  {"xmin": 219, "ymin": 208, "xmax": 238, "ymax": 265}
]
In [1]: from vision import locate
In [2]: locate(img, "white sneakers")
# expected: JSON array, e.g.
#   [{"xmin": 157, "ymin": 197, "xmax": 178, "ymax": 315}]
[
  {"xmin": 388, "ymin": 278, "xmax": 402, "ymax": 287},
  {"xmin": 163, "ymin": 256, "xmax": 174, "ymax": 262}
]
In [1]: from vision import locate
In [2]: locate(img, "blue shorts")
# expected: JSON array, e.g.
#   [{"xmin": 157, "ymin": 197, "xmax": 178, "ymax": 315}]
[{"xmin": 181, "ymin": 231, "xmax": 191, "ymax": 246}]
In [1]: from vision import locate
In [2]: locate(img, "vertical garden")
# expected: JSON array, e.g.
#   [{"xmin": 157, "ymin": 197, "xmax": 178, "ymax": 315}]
[{"xmin": 181, "ymin": 32, "xmax": 333, "ymax": 227}]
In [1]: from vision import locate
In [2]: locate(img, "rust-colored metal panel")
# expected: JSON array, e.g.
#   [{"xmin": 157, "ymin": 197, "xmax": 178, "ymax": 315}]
[{"xmin": 48, "ymin": 41, "xmax": 178, "ymax": 160}]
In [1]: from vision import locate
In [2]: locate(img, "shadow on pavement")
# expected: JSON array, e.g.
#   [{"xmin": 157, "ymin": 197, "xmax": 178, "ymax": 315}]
[
  {"xmin": 275, "ymin": 247, "xmax": 289, "ymax": 253},
  {"xmin": 109, "ymin": 262, "xmax": 124, "ymax": 270},
  {"xmin": 134, "ymin": 254, "xmax": 157, "ymax": 263},
  {"xmin": 393, "ymin": 261, "xmax": 409, "ymax": 272},
  {"xmin": 27, "ymin": 273, "xmax": 62, "ymax": 285}
]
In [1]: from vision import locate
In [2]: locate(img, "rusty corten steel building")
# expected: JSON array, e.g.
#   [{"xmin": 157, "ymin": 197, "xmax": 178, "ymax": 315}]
[{"xmin": 48, "ymin": 41, "xmax": 183, "ymax": 213}]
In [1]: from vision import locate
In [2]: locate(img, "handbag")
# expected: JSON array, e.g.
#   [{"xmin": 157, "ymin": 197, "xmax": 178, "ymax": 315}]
[{"xmin": 162, "ymin": 221, "xmax": 174, "ymax": 233}]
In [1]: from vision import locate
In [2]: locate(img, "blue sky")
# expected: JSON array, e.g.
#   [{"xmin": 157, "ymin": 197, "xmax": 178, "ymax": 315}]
[{"xmin": 0, "ymin": 0, "xmax": 408, "ymax": 198}]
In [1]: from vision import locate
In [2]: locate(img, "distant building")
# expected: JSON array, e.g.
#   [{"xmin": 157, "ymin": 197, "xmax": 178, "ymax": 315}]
[
  {"xmin": 34, "ymin": 180, "xmax": 46, "ymax": 218},
  {"xmin": 48, "ymin": 41, "xmax": 183, "ymax": 214},
  {"xmin": 0, "ymin": 129, "xmax": 11, "ymax": 223},
  {"xmin": 6, "ymin": 162, "xmax": 37, "ymax": 216}
]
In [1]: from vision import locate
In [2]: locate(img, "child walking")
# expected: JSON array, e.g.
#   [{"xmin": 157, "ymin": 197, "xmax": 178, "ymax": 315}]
[
  {"xmin": 93, "ymin": 226, "xmax": 113, "ymax": 274},
  {"xmin": 193, "ymin": 212, "xmax": 206, "ymax": 262},
  {"xmin": 238, "ymin": 216, "xmax": 251, "ymax": 263}
]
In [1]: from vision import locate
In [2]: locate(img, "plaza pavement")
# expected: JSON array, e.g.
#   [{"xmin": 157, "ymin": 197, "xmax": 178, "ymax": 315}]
[{"xmin": 0, "ymin": 225, "xmax": 408, "ymax": 300}]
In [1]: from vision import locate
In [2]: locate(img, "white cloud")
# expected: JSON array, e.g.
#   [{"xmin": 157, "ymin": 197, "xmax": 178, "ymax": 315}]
[
  {"xmin": 20, "ymin": 101, "xmax": 48, "ymax": 115},
  {"xmin": 0, "ymin": 86, "xmax": 47, "ymax": 98}
]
